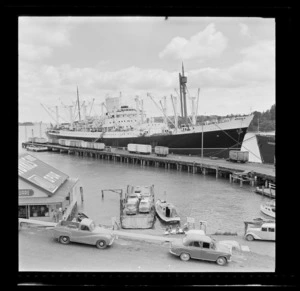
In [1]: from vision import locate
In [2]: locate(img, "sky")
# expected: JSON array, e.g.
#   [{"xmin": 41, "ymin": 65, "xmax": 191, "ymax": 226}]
[{"xmin": 18, "ymin": 17, "xmax": 275, "ymax": 123}]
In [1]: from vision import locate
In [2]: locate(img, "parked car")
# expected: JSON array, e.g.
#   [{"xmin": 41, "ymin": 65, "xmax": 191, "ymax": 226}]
[
  {"xmin": 245, "ymin": 222, "xmax": 275, "ymax": 241},
  {"xmin": 53, "ymin": 218, "xmax": 116, "ymax": 249},
  {"xmin": 139, "ymin": 198, "xmax": 152, "ymax": 213},
  {"xmin": 169, "ymin": 232, "xmax": 232, "ymax": 266},
  {"xmin": 127, "ymin": 191, "xmax": 141, "ymax": 200},
  {"xmin": 124, "ymin": 198, "xmax": 139, "ymax": 215}
]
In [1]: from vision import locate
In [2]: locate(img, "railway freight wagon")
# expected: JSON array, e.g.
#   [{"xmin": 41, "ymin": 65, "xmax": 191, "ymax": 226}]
[
  {"xmin": 127, "ymin": 143, "xmax": 137, "ymax": 153},
  {"xmin": 93, "ymin": 143, "xmax": 105, "ymax": 150},
  {"xmin": 47, "ymin": 138, "xmax": 59, "ymax": 144},
  {"xmin": 58, "ymin": 139, "xmax": 67, "ymax": 146},
  {"xmin": 154, "ymin": 146, "xmax": 169, "ymax": 157},
  {"xmin": 229, "ymin": 150, "xmax": 249, "ymax": 163},
  {"xmin": 136, "ymin": 144, "xmax": 152, "ymax": 155}
]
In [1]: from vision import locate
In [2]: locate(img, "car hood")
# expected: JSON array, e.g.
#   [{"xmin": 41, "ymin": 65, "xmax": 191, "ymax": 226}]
[{"xmin": 215, "ymin": 243, "xmax": 232, "ymax": 254}]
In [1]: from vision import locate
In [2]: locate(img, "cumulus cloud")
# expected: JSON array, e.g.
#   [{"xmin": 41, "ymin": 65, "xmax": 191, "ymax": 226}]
[
  {"xmin": 239, "ymin": 23, "xmax": 250, "ymax": 37},
  {"xmin": 228, "ymin": 40, "xmax": 275, "ymax": 82},
  {"xmin": 19, "ymin": 17, "xmax": 73, "ymax": 62},
  {"xmin": 159, "ymin": 23, "xmax": 228, "ymax": 60}
]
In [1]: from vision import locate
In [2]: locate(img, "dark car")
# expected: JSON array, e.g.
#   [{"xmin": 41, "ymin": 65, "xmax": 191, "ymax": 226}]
[{"xmin": 169, "ymin": 231, "xmax": 232, "ymax": 266}]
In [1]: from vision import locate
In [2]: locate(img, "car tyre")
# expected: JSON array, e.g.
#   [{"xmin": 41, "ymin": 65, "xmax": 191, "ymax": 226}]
[
  {"xmin": 246, "ymin": 234, "xmax": 254, "ymax": 241},
  {"xmin": 96, "ymin": 239, "xmax": 107, "ymax": 249},
  {"xmin": 216, "ymin": 256, "xmax": 227, "ymax": 266},
  {"xmin": 59, "ymin": 236, "xmax": 70, "ymax": 244},
  {"xmin": 180, "ymin": 253, "xmax": 190, "ymax": 261}
]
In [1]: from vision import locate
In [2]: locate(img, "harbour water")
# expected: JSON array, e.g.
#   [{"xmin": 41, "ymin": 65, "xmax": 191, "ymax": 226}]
[{"xmin": 18, "ymin": 124, "xmax": 273, "ymax": 235}]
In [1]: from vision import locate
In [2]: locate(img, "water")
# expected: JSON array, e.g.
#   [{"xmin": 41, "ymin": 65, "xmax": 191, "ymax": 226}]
[{"xmin": 18, "ymin": 125, "xmax": 273, "ymax": 235}]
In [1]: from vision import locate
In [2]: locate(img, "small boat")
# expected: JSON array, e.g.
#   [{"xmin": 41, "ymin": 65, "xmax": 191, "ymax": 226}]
[
  {"xmin": 155, "ymin": 199, "xmax": 180, "ymax": 223},
  {"xmin": 260, "ymin": 200, "xmax": 275, "ymax": 218},
  {"xmin": 26, "ymin": 145, "xmax": 48, "ymax": 152}
]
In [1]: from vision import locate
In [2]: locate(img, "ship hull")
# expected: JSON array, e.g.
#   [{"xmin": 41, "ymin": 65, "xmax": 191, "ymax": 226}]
[{"xmin": 47, "ymin": 127, "xmax": 248, "ymax": 158}]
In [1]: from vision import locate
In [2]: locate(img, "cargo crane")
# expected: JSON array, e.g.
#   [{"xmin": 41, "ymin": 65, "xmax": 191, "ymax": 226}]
[
  {"xmin": 40, "ymin": 103, "xmax": 69, "ymax": 126},
  {"xmin": 147, "ymin": 93, "xmax": 175, "ymax": 128}
]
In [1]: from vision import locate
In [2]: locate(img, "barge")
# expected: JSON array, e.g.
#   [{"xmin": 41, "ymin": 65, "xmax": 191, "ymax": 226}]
[{"xmin": 120, "ymin": 185, "xmax": 156, "ymax": 229}]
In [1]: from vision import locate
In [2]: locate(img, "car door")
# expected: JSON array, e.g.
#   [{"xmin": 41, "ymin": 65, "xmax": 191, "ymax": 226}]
[
  {"xmin": 187, "ymin": 241, "xmax": 202, "ymax": 259},
  {"xmin": 260, "ymin": 226, "xmax": 269, "ymax": 240},
  {"xmin": 198, "ymin": 241, "xmax": 217, "ymax": 261},
  {"xmin": 267, "ymin": 226, "xmax": 275, "ymax": 240},
  {"xmin": 73, "ymin": 224, "xmax": 92, "ymax": 244}
]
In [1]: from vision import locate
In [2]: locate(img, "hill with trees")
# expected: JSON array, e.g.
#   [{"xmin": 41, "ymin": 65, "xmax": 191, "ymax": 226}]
[{"xmin": 153, "ymin": 104, "xmax": 275, "ymax": 132}]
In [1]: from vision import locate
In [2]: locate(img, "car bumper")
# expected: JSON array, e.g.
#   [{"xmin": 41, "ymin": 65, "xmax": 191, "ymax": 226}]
[{"xmin": 169, "ymin": 249, "xmax": 178, "ymax": 256}]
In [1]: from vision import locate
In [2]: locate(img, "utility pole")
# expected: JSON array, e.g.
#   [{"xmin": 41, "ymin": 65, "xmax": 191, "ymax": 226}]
[{"xmin": 77, "ymin": 86, "xmax": 81, "ymax": 122}]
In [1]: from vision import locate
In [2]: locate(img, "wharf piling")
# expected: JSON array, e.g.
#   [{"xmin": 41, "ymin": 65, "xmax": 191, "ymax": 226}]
[{"xmin": 22, "ymin": 142, "xmax": 275, "ymax": 187}]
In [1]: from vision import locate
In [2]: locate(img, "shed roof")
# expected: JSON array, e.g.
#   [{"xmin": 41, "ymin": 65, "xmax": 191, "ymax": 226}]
[
  {"xmin": 18, "ymin": 154, "xmax": 69, "ymax": 195},
  {"xmin": 19, "ymin": 177, "xmax": 78, "ymax": 205}
]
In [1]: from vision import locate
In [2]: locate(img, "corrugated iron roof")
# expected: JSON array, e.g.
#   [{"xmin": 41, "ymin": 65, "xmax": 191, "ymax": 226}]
[
  {"xmin": 19, "ymin": 177, "xmax": 78, "ymax": 205},
  {"xmin": 18, "ymin": 154, "xmax": 69, "ymax": 195}
]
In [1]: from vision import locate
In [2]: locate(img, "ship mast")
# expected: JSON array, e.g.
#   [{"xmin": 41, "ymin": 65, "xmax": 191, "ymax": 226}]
[{"xmin": 179, "ymin": 62, "xmax": 188, "ymax": 124}]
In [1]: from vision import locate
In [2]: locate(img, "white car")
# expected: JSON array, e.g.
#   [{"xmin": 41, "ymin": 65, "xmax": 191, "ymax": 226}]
[
  {"xmin": 139, "ymin": 199, "xmax": 152, "ymax": 213},
  {"xmin": 245, "ymin": 222, "xmax": 275, "ymax": 241}
]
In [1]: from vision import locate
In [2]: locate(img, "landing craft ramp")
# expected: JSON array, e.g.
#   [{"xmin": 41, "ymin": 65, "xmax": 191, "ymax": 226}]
[{"xmin": 121, "ymin": 208, "xmax": 156, "ymax": 229}]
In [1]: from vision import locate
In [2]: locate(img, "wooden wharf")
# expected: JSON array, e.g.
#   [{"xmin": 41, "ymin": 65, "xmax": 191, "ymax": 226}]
[{"xmin": 22, "ymin": 142, "xmax": 275, "ymax": 187}]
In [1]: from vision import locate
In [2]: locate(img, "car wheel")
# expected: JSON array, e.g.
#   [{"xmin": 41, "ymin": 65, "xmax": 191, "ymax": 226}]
[
  {"xmin": 59, "ymin": 236, "xmax": 70, "ymax": 244},
  {"xmin": 96, "ymin": 240, "xmax": 107, "ymax": 249},
  {"xmin": 180, "ymin": 253, "xmax": 190, "ymax": 261},
  {"xmin": 246, "ymin": 234, "xmax": 254, "ymax": 241},
  {"xmin": 216, "ymin": 257, "xmax": 227, "ymax": 266}
]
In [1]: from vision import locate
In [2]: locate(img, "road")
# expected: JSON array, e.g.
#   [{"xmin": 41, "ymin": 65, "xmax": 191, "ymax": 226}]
[{"xmin": 19, "ymin": 227, "xmax": 275, "ymax": 272}]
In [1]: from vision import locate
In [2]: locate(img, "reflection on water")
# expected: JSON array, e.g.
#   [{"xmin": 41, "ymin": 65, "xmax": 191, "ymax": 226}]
[{"xmin": 18, "ymin": 125, "xmax": 273, "ymax": 235}]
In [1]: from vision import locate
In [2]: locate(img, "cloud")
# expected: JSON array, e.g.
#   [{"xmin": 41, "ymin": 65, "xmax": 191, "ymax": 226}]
[
  {"xmin": 19, "ymin": 17, "xmax": 73, "ymax": 61},
  {"xmin": 228, "ymin": 40, "xmax": 275, "ymax": 82},
  {"xmin": 239, "ymin": 23, "xmax": 250, "ymax": 37},
  {"xmin": 159, "ymin": 23, "xmax": 228, "ymax": 60},
  {"xmin": 19, "ymin": 43, "xmax": 52, "ymax": 61}
]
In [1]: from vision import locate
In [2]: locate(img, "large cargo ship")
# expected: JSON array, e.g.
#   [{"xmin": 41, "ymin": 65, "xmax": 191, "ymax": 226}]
[{"xmin": 46, "ymin": 65, "xmax": 254, "ymax": 158}]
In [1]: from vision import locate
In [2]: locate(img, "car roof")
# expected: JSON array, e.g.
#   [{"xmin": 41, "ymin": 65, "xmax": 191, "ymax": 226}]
[
  {"xmin": 185, "ymin": 233, "xmax": 212, "ymax": 243},
  {"xmin": 127, "ymin": 198, "xmax": 138, "ymax": 202}
]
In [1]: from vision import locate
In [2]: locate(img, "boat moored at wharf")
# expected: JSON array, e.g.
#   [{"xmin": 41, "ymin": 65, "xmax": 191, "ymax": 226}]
[{"xmin": 45, "ymin": 64, "xmax": 254, "ymax": 159}]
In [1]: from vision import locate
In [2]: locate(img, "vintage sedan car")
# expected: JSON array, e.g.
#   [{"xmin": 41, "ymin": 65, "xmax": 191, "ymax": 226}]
[
  {"xmin": 138, "ymin": 198, "xmax": 152, "ymax": 213},
  {"xmin": 53, "ymin": 218, "xmax": 116, "ymax": 249},
  {"xmin": 169, "ymin": 232, "xmax": 232, "ymax": 266},
  {"xmin": 124, "ymin": 198, "xmax": 139, "ymax": 215},
  {"xmin": 245, "ymin": 222, "xmax": 275, "ymax": 241}
]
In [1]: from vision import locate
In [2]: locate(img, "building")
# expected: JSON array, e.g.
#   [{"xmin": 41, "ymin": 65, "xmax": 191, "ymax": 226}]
[{"xmin": 18, "ymin": 153, "xmax": 83, "ymax": 222}]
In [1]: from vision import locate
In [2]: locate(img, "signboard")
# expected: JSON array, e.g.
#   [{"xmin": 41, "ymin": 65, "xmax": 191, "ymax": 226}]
[
  {"xmin": 18, "ymin": 154, "xmax": 69, "ymax": 194},
  {"xmin": 19, "ymin": 189, "xmax": 34, "ymax": 196}
]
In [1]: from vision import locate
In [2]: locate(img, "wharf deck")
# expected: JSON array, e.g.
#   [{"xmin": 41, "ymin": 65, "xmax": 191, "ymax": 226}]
[{"xmin": 22, "ymin": 142, "xmax": 275, "ymax": 184}]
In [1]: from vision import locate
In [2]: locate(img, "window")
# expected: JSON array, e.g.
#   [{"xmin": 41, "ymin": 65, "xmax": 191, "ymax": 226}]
[
  {"xmin": 261, "ymin": 227, "xmax": 268, "ymax": 232},
  {"xmin": 193, "ymin": 241, "xmax": 201, "ymax": 247},
  {"xmin": 81, "ymin": 225, "xmax": 89, "ymax": 231},
  {"xmin": 202, "ymin": 242, "xmax": 210, "ymax": 249},
  {"xmin": 268, "ymin": 228, "xmax": 275, "ymax": 232},
  {"xmin": 30, "ymin": 205, "xmax": 49, "ymax": 217}
]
